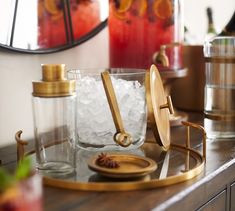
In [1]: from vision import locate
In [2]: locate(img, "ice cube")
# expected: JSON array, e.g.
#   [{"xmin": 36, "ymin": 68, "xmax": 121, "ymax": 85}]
[{"xmin": 76, "ymin": 75, "xmax": 147, "ymax": 148}]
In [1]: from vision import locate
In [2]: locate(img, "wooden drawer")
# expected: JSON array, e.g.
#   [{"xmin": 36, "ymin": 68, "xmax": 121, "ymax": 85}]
[
  {"xmin": 230, "ymin": 182, "xmax": 235, "ymax": 211},
  {"xmin": 197, "ymin": 190, "xmax": 226, "ymax": 211}
]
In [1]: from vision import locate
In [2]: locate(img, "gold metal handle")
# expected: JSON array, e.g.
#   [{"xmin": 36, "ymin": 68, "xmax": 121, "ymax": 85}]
[
  {"xmin": 160, "ymin": 96, "xmax": 174, "ymax": 114},
  {"xmin": 15, "ymin": 130, "xmax": 28, "ymax": 163},
  {"xmin": 114, "ymin": 132, "xmax": 132, "ymax": 147},
  {"xmin": 205, "ymin": 57, "xmax": 235, "ymax": 64},
  {"xmin": 101, "ymin": 71, "xmax": 132, "ymax": 147},
  {"xmin": 181, "ymin": 121, "xmax": 207, "ymax": 161}
]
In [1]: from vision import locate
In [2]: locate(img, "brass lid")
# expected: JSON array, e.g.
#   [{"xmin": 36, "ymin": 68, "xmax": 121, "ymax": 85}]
[
  {"xmin": 32, "ymin": 64, "xmax": 76, "ymax": 97},
  {"xmin": 145, "ymin": 64, "xmax": 174, "ymax": 150}
]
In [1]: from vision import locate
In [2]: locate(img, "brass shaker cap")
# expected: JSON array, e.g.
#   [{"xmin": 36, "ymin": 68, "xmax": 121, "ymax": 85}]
[{"xmin": 32, "ymin": 64, "xmax": 76, "ymax": 97}]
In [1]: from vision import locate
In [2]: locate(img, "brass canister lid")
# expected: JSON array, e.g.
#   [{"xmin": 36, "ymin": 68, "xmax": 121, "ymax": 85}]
[
  {"xmin": 145, "ymin": 64, "xmax": 174, "ymax": 150},
  {"xmin": 32, "ymin": 64, "xmax": 76, "ymax": 97}
]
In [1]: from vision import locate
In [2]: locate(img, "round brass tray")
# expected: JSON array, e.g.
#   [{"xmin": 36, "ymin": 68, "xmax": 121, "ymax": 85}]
[
  {"xmin": 15, "ymin": 121, "xmax": 206, "ymax": 192},
  {"xmin": 24, "ymin": 143, "xmax": 204, "ymax": 191}
]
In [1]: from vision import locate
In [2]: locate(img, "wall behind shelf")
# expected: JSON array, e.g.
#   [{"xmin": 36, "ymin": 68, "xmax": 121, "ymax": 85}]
[
  {"xmin": 184, "ymin": 0, "xmax": 235, "ymax": 44},
  {"xmin": 0, "ymin": 27, "xmax": 109, "ymax": 147}
]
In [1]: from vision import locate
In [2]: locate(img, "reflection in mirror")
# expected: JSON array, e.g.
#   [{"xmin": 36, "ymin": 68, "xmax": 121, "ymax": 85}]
[
  {"xmin": 158, "ymin": 151, "xmax": 170, "ymax": 179},
  {"xmin": 0, "ymin": 0, "xmax": 15, "ymax": 46},
  {"xmin": 37, "ymin": 0, "xmax": 67, "ymax": 49},
  {"xmin": 0, "ymin": 0, "xmax": 108, "ymax": 53},
  {"xmin": 13, "ymin": 0, "xmax": 38, "ymax": 49}
]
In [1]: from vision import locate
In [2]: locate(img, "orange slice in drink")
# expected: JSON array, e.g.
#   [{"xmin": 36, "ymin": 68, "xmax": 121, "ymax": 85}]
[
  {"xmin": 111, "ymin": 3, "xmax": 127, "ymax": 20},
  {"xmin": 44, "ymin": 0, "xmax": 61, "ymax": 15},
  {"xmin": 51, "ymin": 12, "xmax": 63, "ymax": 21},
  {"xmin": 117, "ymin": 0, "xmax": 133, "ymax": 13},
  {"xmin": 113, "ymin": 11, "xmax": 127, "ymax": 20},
  {"xmin": 138, "ymin": 0, "xmax": 147, "ymax": 16},
  {"xmin": 153, "ymin": 0, "xmax": 173, "ymax": 19}
]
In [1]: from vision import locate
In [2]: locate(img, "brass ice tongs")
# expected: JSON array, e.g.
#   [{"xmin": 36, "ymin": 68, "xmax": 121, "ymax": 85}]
[{"xmin": 101, "ymin": 71, "xmax": 132, "ymax": 147}]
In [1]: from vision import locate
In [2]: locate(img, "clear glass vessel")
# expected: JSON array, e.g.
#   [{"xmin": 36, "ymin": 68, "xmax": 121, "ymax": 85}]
[
  {"xmin": 204, "ymin": 36, "xmax": 235, "ymax": 139},
  {"xmin": 109, "ymin": 0, "xmax": 184, "ymax": 70},
  {"xmin": 68, "ymin": 68, "xmax": 147, "ymax": 151},
  {"xmin": 32, "ymin": 64, "xmax": 76, "ymax": 176}
]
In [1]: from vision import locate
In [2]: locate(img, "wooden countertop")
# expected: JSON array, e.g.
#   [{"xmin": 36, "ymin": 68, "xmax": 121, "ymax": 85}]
[{"xmin": 1, "ymin": 112, "xmax": 235, "ymax": 211}]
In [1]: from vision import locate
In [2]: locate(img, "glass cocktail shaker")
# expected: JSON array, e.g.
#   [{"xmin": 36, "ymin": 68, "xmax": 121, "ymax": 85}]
[
  {"xmin": 204, "ymin": 37, "xmax": 235, "ymax": 139},
  {"xmin": 32, "ymin": 64, "xmax": 76, "ymax": 176}
]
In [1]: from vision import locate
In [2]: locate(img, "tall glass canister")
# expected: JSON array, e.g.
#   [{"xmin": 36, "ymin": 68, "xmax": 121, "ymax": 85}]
[
  {"xmin": 32, "ymin": 64, "xmax": 76, "ymax": 176},
  {"xmin": 204, "ymin": 37, "xmax": 235, "ymax": 139},
  {"xmin": 109, "ymin": 0, "xmax": 184, "ymax": 70}
]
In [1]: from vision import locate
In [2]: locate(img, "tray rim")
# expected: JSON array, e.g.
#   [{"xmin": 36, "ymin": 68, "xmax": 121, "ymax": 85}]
[{"xmin": 24, "ymin": 143, "xmax": 205, "ymax": 191}]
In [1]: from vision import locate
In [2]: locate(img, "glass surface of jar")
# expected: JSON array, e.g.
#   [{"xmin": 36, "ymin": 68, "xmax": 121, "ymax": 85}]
[
  {"xmin": 68, "ymin": 68, "xmax": 147, "ymax": 151},
  {"xmin": 109, "ymin": 0, "xmax": 184, "ymax": 70},
  {"xmin": 204, "ymin": 36, "xmax": 235, "ymax": 139},
  {"xmin": 32, "ymin": 64, "xmax": 76, "ymax": 176}
]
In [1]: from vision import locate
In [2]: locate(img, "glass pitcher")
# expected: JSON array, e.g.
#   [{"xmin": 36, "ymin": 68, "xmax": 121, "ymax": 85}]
[{"xmin": 108, "ymin": 0, "xmax": 184, "ymax": 70}]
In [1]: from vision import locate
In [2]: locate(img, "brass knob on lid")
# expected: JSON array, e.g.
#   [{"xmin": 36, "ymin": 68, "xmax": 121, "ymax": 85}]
[
  {"xmin": 32, "ymin": 64, "xmax": 76, "ymax": 97},
  {"xmin": 160, "ymin": 96, "xmax": 174, "ymax": 115}
]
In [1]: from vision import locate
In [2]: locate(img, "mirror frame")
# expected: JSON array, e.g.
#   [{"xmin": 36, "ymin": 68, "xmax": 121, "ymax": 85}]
[{"xmin": 0, "ymin": 0, "xmax": 107, "ymax": 54}]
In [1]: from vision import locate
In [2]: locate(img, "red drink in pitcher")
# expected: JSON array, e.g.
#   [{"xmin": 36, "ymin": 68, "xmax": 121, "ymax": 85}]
[{"xmin": 109, "ymin": 0, "xmax": 183, "ymax": 70}]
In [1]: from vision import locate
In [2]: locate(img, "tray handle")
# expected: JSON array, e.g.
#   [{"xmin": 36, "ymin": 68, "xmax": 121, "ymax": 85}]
[
  {"xmin": 181, "ymin": 121, "xmax": 207, "ymax": 161},
  {"xmin": 15, "ymin": 130, "xmax": 28, "ymax": 163}
]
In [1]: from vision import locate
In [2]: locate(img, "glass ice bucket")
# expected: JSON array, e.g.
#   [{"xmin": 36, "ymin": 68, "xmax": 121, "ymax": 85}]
[{"xmin": 68, "ymin": 68, "xmax": 147, "ymax": 151}]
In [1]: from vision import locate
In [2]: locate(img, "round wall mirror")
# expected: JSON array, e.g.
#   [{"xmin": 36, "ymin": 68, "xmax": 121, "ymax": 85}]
[{"xmin": 0, "ymin": 0, "xmax": 108, "ymax": 54}]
